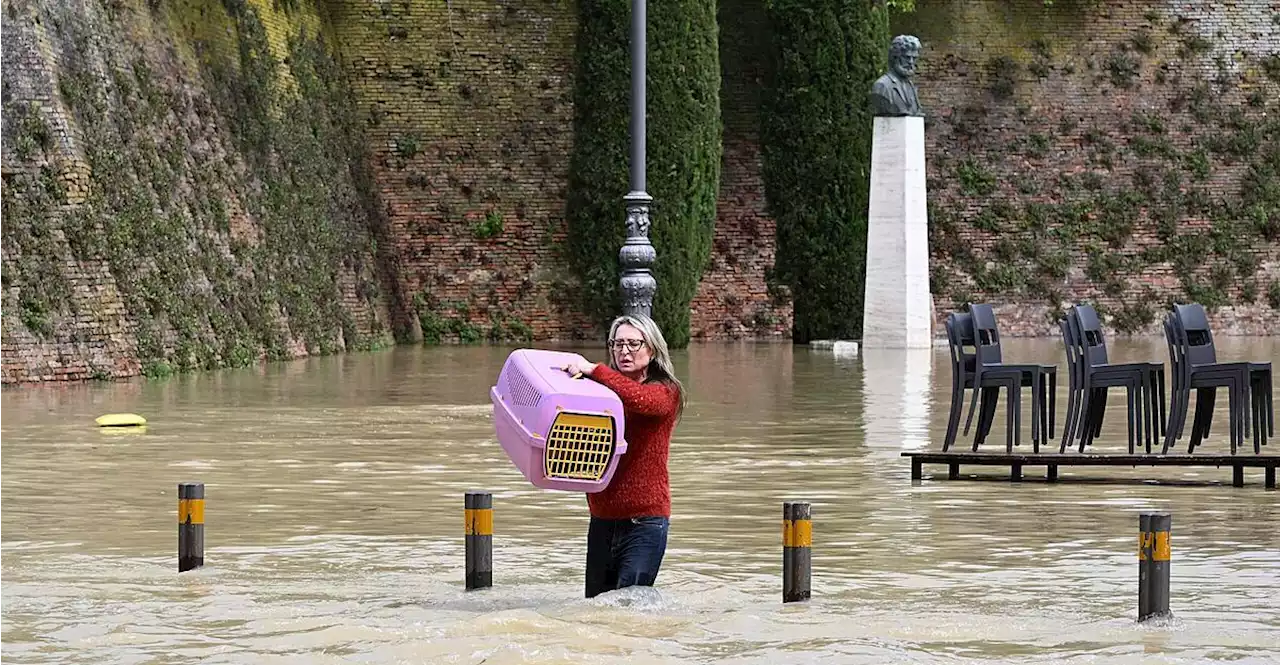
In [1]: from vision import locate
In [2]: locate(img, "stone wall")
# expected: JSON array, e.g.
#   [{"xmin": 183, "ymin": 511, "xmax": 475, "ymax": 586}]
[
  {"xmin": 896, "ymin": 0, "xmax": 1280, "ymax": 337},
  {"xmin": 1, "ymin": 0, "xmax": 397, "ymax": 384},
  {"xmin": 325, "ymin": 0, "xmax": 790, "ymax": 344},
  {"xmin": 322, "ymin": 0, "xmax": 591, "ymax": 343}
]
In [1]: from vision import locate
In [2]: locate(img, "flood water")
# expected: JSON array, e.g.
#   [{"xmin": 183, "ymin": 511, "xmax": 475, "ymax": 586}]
[{"xmin": 2, "ymin": 338, "xmax": 1278, "ymax": 664}]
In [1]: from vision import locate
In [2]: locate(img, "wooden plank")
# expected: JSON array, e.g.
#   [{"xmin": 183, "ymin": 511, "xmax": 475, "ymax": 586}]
[{"xmin": 902, "ymin": 452, "xmax": 1279, "ymax": 468}]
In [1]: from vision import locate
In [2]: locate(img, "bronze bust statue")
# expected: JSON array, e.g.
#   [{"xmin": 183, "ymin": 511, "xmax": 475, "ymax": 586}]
[{"xmin": 870, "ymin": 35, "xmax": 923, "ymax": 117}]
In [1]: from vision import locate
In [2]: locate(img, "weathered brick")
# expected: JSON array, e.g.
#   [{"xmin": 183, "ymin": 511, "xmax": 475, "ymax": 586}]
[
  {"xmin": 328, "ymin": 0, "xmax": 789, "ymax": 343},
  {"xmin": 898, "ymin": 0, "xmax": 1280, "ymax": 337}
]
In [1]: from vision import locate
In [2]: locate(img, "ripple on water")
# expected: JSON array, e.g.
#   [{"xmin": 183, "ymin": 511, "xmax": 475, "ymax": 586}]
[{"xmin": 3, "ymin": 341, "xmax": 1279, "ymax": 664}]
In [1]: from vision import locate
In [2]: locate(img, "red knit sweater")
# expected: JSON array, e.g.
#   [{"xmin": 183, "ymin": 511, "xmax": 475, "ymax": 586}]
[{"xmin": 585, "ymin": 364, "xmax": 681, "ymax": 519}]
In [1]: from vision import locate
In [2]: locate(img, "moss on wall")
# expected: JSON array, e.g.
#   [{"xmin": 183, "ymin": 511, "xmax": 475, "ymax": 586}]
[
  {"xmin": 1, "ymin": 0, "xmax": 395, "ymax": 381},
  {"xmin": 895, "ymin": 0, "xmax": 1280, "ymax": 334}
]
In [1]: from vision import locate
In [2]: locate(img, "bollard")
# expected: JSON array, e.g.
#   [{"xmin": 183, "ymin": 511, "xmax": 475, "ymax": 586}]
[
  {"xmin": 464, "ymin": 491, "xmax": 493, "ymax": 590},
  {"xmin": 178, "ymin": 482, "xmax": 205, "ymax": 572},
  {"xmin": 1138, "ymin": 512, "xmax": 1172, "ymax": 622},
  {"xmin": 782, "ymin": 501, "xmax": 811, "ymax": 603}
]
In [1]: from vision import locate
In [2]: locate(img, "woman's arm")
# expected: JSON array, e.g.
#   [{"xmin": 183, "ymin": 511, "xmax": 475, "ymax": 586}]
[{"xmin": 588, "ymin": 364, "xmax": 679, "ymax": 417}]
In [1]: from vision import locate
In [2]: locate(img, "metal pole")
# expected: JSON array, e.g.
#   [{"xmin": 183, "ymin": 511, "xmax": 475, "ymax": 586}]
[
  {"xmin": 465, "ymin": 491, "xmax": 493, "ymax": 590},
  {"xmin": 178, "ymin": 482, "xmax": 205, "ymax": 572},
  {"xmin": 783, "ymin": 501, "xmax": 812, "ymax": 603},
  {"xmin": 1137, "ymin": 513, "xmax": 1151, "ymax": 620},
  {"xmin": 619, "ymin": 0, "xmax": 656, "ymax": 319},
  {"xmin": 1138, "ymin": 511, "xmax": 1172, "ymax": 622},
  {"xmin": 1147, "ymin": 512, "xmax": 1172, "ymax": 621}
]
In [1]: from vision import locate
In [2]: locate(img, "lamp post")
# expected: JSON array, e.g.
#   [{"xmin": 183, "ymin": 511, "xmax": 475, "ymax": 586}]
[{"xmin": 618, "ymin": 0, "xmax": 656, "ymax": 319}]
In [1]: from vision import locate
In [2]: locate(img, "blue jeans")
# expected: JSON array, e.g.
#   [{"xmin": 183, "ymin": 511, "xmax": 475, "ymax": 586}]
[{"xmin": 584, "ymin": 515, "xmax": 669, "ymax": 598}]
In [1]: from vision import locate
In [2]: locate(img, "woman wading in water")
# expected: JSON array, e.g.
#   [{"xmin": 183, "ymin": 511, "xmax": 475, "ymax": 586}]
[{"xmin": 563, "ymin": 314, "xmax": 685, "ymax": 598}]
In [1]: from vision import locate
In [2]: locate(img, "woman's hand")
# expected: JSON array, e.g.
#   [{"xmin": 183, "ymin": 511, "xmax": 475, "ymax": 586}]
[{"xmin": 563, "ymin": 360, "xmax": 598, "ymax": 378}]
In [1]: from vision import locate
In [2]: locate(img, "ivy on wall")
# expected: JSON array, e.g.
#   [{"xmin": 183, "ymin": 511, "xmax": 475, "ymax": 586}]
[
  {"xmin": 1, "ymin": 0, "xmax": 393, "ymax": 378},
  {"xmin": 760, "ymin": 0, "xmax": 889, "ymax": 343},
  {"xmin": 563, "ymin": 0, "xmax": 723, "ymax": 348},
  {"xmin": 919, "ymin": 7, "xmax": 1280, "ymax": 332}
]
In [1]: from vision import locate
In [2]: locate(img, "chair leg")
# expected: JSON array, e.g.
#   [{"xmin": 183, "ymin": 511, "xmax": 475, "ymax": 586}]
[
  {"xmin": 1163, "ymin": 384, "xmax": 1186, "ymax": 455},
  {"xmin": 1253, "ymin": 377, "xmax": 1263, "ymax": 450},
  {"xmin": 1060, "ymin": 374, "xmax": 1078, "ymax": 454},
  {"xmin": 1175, "ymin": 381, "xmax": 1193, "ymax": 448},
  {"xmin": 1174, "ymin": 376, "xmax": 1189, "ymax": 441},
  {"xmin": 1202, "ymin": 387, "xmax": 1216, "ymax": 441},
  {"xmin": 1125, "ymin": 382, "xmax": 1136, "ymax": 455},
  {"xmin": 1157, "ymin": 370, "xmax": 1167, "ymax": 441},
  {"xmin": 1093, "ymin": 391, "xmax": 1108, "ymax": 441},
  {"xmin": 1267, "ymin": 372, "xmax": 1275, "ymax": 438},
  {"xmin": 1027, "ymin": 373, "xmax": 1039, "ymax": 450},
  {"xmin": 1142, "ymin": 376, "xmax": 1152, "ymax": 454},
  {"xmin": 1066, "ymin": 373, "xmax": 1084, "ymax": 453},
  {"xmin": 1049, "ymin": 372, "xmax": 1057, "ymax": 441},
  {"xmin": 1082, "ymin": 387, "xmax": 1106, "ymax": 452},
  {"xmin": 1075, "ymin": 385, "xmax": 1094, "ymax": 453},
  {"xmin": 1189, "ymin": 387, "xmax": 1212, "ymax": 453},
  {"xmin": 978, "ymin": 386, "xmax": 999, "ymax": 449},
  {"xmin": 1005, "ymin": 382, "xmax": 1015, "ymax": 453},
  {"xmin": 1252, "ymin": 375, "xmax": 1262, "ymax": 454},
  {"xmin": 1228, "ymin": 376, "xmax": 1240, "ymax": 456},
  {"xmin": 1034, "ymin": 375, "xmax": 1045, "ymax": 454},
  {"xmin": 944, "ymin": 376, "xmax": 964, "ymax": 452},
  {"xmin": 972, "ymin": 386, "xmax": 995, "ymax": 452},
  {"xmin": 963, "ymin": 381, "xmax": 982, "ymax": 437},
  {"xmin": 1254, "ymin": 375, "xmax": 1267, "ymax": 445}
]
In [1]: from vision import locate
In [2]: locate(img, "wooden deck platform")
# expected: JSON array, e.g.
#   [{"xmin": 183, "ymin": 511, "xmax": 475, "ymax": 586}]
[{"xmin": 903, "ymin": 451, "xmax": 1279, "ymax": 489}]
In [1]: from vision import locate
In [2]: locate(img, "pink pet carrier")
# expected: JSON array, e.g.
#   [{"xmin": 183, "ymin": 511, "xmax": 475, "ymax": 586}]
[{"xmin": 490, "ymin": 349, "xmax": 628, "ymax": 492}]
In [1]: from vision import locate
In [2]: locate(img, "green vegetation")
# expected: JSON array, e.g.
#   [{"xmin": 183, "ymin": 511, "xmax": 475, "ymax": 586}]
[
  {"xmin": 2, "ymin": 0, "xmax": 394, "ymax": 378},
  {"xmin": 563, "ymin": 0, "xmax": 722, "ymax": 347},
  {"xmin": 760, "ymin": 0, "xmax": 889, "ymax": 342},
  {"xmin": 926, "ymin": 21, "xmax": 1280, "ymax": 331}
]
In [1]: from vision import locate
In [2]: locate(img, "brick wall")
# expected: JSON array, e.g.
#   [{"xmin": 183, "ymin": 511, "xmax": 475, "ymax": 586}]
[
  {"xmin": 323, "ymin": 0, "xmax": 598, "ymax": 341},
  {"xmin": 1, "ymin": 3, "xmax": 139, "ymax": 383},
  {"xmin": 327, "ymin": 0, "xmax": 790, "ymax": 343},
  {"xmin": 895, "ymin": 0, "xmax": 1280, "ymax": 337},
  {"xmin": 689, "ymin": 0, "xmax": 793, "ymax": 340},
  {"xmin": 1, "ymin": 0, "xmax": 396, "ymax": 384}
]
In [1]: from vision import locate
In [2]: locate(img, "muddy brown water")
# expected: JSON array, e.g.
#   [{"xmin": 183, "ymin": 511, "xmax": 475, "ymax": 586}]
[{"xmin": 3, "ymin": 338, "xmax": 1278, "ymax": 663}]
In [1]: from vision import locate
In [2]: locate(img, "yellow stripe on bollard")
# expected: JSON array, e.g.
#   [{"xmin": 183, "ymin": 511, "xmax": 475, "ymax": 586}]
[
  {"xmin": 474, "ymin": 508, "xmax": 493, "ymax": 536},
  {"xmin": 791, "ymin": 518, "xmax": 812, "ymax": 548},
  {"xmin": 1153, "ymin": 530, "xmax": 1170, "ymax": 562},
  {"xmin": 179, "ymin": 498, "xmax": 205, "ymax": 525}
]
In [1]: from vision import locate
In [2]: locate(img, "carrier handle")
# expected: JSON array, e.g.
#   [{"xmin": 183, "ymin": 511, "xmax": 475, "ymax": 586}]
[{"xmin": 555, "ymin": 365, "xmax": 585, "ymax": 379}]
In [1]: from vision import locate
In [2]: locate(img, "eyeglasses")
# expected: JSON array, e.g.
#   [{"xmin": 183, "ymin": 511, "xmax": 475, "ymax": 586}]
[{"xmin": 609, "ymin": 339, "xmax": 645, "ymax": 353}]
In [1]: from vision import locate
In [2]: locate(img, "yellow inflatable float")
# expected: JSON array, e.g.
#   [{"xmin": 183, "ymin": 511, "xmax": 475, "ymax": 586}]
[{"xmin": 95, "ymin": 413, "xmax": 147, "ymax": 428}]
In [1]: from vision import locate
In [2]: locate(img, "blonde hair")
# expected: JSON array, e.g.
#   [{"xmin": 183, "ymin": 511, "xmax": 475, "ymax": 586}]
[{"xmin": 607, "ymin": 314, "xmax": 686, "ymax": 420}]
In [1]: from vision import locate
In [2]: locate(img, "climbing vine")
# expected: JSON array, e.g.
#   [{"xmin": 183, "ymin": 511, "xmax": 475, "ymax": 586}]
[
  {"xmin": 760, "ymin": 0, "xmax": 890, "ymax": 343},
  {"xmin": 2, "ymin": 0, "xmax": 394, "ymax": 378},
  {"xmin": 563, "ymin": 0, "xmax": 722, "ymax": 348},
  {"xmin": 921, "ymin": 7, "xmax": 1280, "ymax": 332}
]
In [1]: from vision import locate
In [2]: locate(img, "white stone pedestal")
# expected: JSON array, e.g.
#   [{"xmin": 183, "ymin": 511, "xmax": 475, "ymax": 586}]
[{"xmin": 861, "ymin": 116, "xmax": 932, "ymax": 350}]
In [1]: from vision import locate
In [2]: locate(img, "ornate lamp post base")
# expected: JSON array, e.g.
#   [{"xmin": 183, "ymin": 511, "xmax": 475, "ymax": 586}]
[{"xmin": 619, "ymin": 190, "xmax": 656, "ymax": 319}]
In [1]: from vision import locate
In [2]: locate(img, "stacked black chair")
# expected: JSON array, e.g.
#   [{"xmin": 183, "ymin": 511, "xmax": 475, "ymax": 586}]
[
  {"xmin": 941, "ymin": 311, "xmax": 976, "ymax": 452},
  {"xmin": 1163, "ymin": 303, "xmax": 1273, "ymax": 455},
  {"xmin": 1059, "ymin": 304, "xmax": 1165, "ymax": 454},
  {"xmin": 942, "ymin": 311, "xmax": 1022, "ymax": 452},
  {"xmin": 961, "ymin": 304, "xmax": 1058, "ymax": 453}
]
